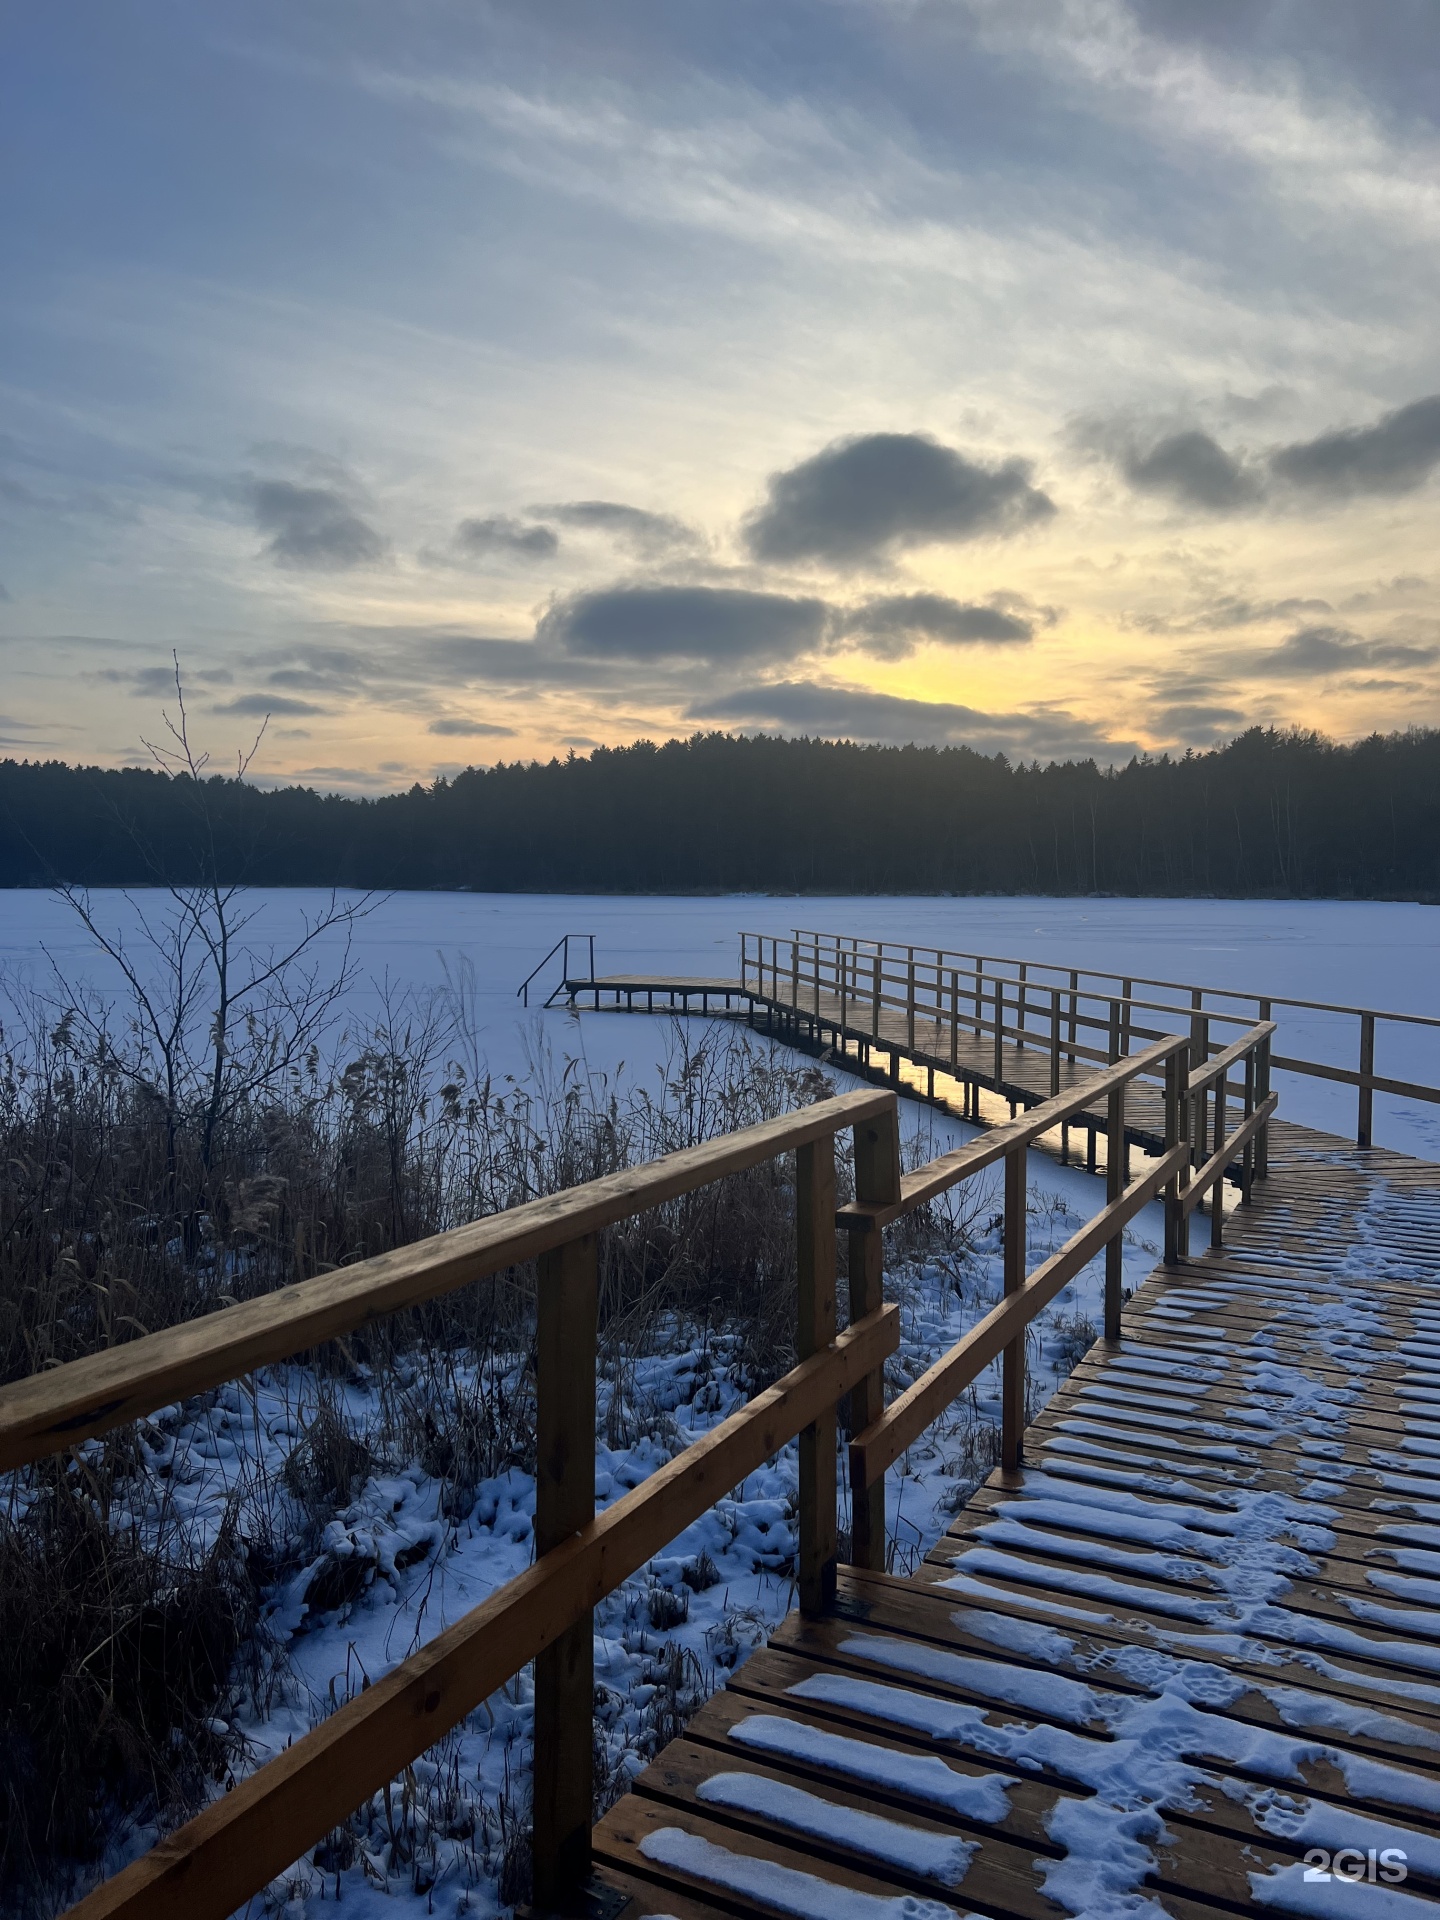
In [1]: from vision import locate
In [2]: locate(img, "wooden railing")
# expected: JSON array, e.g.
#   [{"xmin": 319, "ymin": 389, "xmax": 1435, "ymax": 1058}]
[
  {"xmin": 1, "ymin": 1020, "xmax": 1275, "ymax": 1920},
  {"xmin": 839, "ymin": 1024, "xmax": 1274, "ymax": 1526},
  {"xmin": 2, "ymin": 1090, "xmax": 894, "ymax": 1920},
  {"xmin": 741, "ymin": 928, "xmax": 1433, "ymax": 1150}
]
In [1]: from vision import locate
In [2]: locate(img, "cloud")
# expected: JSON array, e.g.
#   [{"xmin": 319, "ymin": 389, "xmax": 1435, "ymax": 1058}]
[
  {"xmin": 688, "ymin": 679, "xmax": 1135, "ymax": 761},
  {"xmin": 839, "ymin": 592, "xmax": 1037, "ymax": 659},
  {"xmin": 251, "ymin": 480, "xmax": 386, "ymax": 571},
  {"xmin": 1126, "ymin": 592, "xmax": 1333, "ymax": 634},
  {"xmin": 1269, "ymin": 394, "xmax": 1440, "ymax": 497},
  {"xmin": 427, "ymin": 716, "xmax": 517, "ymax": 736},
  {"xmin": 213, "ymin": 693, "xmax": 329, "ymax": 716},
  {"xmin": 743, "ymin": 432, "xmax": 1056, "ymax": 567},
  {"xmin": 453, "ymin": 514, "xmax": 559, "ymax": 560},
  {"xmin": 1241, "ymin": 624, "xmax": 1440, "ymax": 680},
  {"xmin": 1123, "ymin": 429, "xmax": 1261, "ymax": 511},
  {"xmin": 1151, "ymin": 701, "xmax": 1247, "ymax": 740},
  {"xmin": 534, "ymin": 500, "xmax": 696, "ymax": 555},
  {"xmin": 538, "ymin": 584, "xmax": 828, "ymax": 663}
]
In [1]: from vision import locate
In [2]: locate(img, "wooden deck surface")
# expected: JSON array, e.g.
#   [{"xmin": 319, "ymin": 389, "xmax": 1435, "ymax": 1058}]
[{"xmin": 585, "ymin": 1123, "xmax": 1440, "ymax": 1919}]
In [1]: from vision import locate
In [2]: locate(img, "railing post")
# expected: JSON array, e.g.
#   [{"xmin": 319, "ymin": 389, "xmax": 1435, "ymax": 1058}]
[
  {"xmin": 993, "ymin": 979, "xmax": 1004, "ymax": 1086},
  {"xmin": 839, "ymin": 947, "xmax": 848, "ymax": 1030},
  {"xmin": 791, "ymin": 940, "xmax": 800, "ymax": 1020},
  {"xmin": 934, "ymin": 951, "xmax": 944, "ymax": 1055},
  {"xmin": 1191, "ymin": 1015, "xmax": 1210, "ymax": 1219},
  {"xmin": 1049, "ymin": 988, "xmax": 1061, "ymax": 1099},
  {"xmin": 1256, "ymin": 999, "xmax": 1271, "ymax": 1179},
  {"xmin": 872, "ymin": 952, "xmax": 881, "ymax": 1040},
  {"xmin": 1107, "ymin": 998, "xmax": 1120, "ymax": 1066},
  {"xmin": 813, "ymin": 939, "xmax": 821, "ymax": 1019},
  {"xmin": 848, "ymin": 1106, "xmax": 901, "ymax": 1573},
  {"xmin": 533, "ymin": 1234, "xmax": 598, "ymax": 1911},
  {"xmin": 1017, "ymin": 963, "xmax": 1027, "ymax": 1050},
  {"xmin": 797, "ymin": 1136, "xmax": 838, "ymax": 1615},
  {"xmin": 906, "ymin": 949, "xmax": 916, "ymax": 1051},
  {"xmin": 950, "ymin": 970, "xmax": 959, "ymax": 1070},
  {"xmin": 1358, "ymin": 1012, "xmax": 1375, "ymax": 1149},
  {"xmin": 975, "ymin": 955, "xmax": 984, "ymax": 1028},
  {"xmin": 1002, "ymin": 1144, "xmax": 1026, "ymax": 1470},
  {"xmin": 1120, "ymin": 978, "xmax": 1132, "ymax": 1059},
  {"xmin": 1211, "ymin": 1067, "xmax": 1227, "ymax": 1249},
  {"xmin": 1242, "ymin": 1047, "xmax": 1256, "ymax": 1205},
  {"xmin": 1068, "ymin": 970, "xmax": 1078, "ymax": 1060},
  {"xmin": 1164, "ymin": 1045, "xmax": 1186, "ymax": 1264},
  {"xmin": 1105, "ymin": 1078, "xmax": 1125, "ymax": 1340}
]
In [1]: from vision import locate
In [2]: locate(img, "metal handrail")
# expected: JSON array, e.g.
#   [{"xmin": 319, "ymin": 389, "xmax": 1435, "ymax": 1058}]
[{"xmin": 517, "ymin": 932, "xmax": 596, "ymax": 1006}]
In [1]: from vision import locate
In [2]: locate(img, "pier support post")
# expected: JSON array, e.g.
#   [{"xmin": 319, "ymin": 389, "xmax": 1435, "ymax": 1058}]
[
  {"xmin": 1002, "ymin": 1144, "xmax": 1026, "ymax": 1469},
  {"xmin": 797, "ymin": 1137, "xmax": 837, "ymax": 1614},
  {"xmin": 848, "ymin": 1106, "xmax": 901, "ymax": 1572},
  {"xmin": 533, "ymin": 1235, "xmax": 597, "ymax": 1911}
]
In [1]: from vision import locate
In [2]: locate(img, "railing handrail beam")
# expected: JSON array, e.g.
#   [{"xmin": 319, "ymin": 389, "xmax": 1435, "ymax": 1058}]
[{"xmin": 0, "ymin": 1088, "xmax": 894, "ymax": 1472}]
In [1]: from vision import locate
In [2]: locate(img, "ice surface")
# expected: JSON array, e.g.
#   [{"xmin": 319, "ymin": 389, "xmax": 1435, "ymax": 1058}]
[{"xmin": 5, "ymin": 889, "xmax": 1438, "ymax": 1153}]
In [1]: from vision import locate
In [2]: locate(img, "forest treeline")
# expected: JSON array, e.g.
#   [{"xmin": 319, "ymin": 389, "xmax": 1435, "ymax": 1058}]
[{"xmin": 2, "ymin": 727, "xmax": 1438, "ymax": 897}]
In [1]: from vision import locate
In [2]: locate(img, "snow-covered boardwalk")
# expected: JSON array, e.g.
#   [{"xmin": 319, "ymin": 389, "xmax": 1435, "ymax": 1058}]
[{"xmin": 589, "ymin": 1123, "xmax": 1440, "ymax": 1918}]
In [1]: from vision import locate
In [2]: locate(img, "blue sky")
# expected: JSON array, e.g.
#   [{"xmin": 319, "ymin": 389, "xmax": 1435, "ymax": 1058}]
[{"xmin": 2, "ymin": 1, "xmax": 1438, "ymax": 789}]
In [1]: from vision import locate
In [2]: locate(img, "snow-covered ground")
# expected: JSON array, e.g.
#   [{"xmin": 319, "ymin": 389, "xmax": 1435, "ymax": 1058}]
[{"xmin": 5, "ymin": 889, "xmax": 1439, "ymax": 1155}]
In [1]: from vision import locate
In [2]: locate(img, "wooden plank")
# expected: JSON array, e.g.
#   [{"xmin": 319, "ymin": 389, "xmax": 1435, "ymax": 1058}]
[
  {"xmin": 60, "ymin": 1305, "xmax": 899, "ymax": 1920},
  {"xmin": 1, "ymin": 1087, "xmax": 895, "ymax": 1470}
]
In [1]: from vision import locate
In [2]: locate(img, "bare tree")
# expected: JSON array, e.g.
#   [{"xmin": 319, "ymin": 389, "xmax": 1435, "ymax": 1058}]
[{"xmin": 44, "ymin": 656, "xmax": 375, "ymax": 1229}]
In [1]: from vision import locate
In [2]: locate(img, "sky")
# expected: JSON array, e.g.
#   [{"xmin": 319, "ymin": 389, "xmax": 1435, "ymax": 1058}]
[{"xmin": 1, "ymin": 0, "xmax": 1438, "ymax": 792}]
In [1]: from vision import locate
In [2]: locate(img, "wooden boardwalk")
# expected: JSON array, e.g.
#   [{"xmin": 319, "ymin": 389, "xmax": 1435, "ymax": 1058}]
[
  {"xmin": 576, "ymin": 971, "xmax": 1233, "ymax": 1174},
  {"xmin": 587, "ymin": 1123, "xmax": 1440, "ymax": 1918}
]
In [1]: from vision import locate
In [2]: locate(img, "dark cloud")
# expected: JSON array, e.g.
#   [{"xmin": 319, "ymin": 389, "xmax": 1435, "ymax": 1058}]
[
  {"xmin": 533, "ymin": 500, "xmax": 696, "ymax": 555},
  {"xmin": 251, "ymin": 481, "xmax": 386, "ymax": 571},
  {"xmin": 840, "ymin": 592, "xmax": 1035, "ymax": 659},
  {"xmin": 538, "ymin": 585, "xmax": 828, "ymax": 663},
  {"xmin": 688, "ymin": 679, "xmax": 1134, "ymax": 761},
  {"xmin": 214, "ymin": 693, "xmax": 329, "ymax": 717},
  {"xmin": 1152, "ymin": 701, "xmax": 1247, "ymax": 738},
  {"xmin": 453, "ymin": 514, "xmax": 560, "ymax": 560},
  {"xmin": 743, "ymin": 432, "xmax": 1056, "ymax": 567},
  {"xmin": 1242, "ymin": 624, "xmax": 1440, "ymax": 680},
  {"xmin": 1123, "ymin": 430, "xmax": 1261, "ymax": 511},
  {"xmin": 1269, "ymin": 395, "xmax": 1440, "ymax": 498},
  {"xmin": 427, "ymin": 716, "xmax": 517, "ymax": 736}
]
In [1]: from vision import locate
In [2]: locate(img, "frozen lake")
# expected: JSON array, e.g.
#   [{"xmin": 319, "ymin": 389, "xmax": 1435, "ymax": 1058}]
[{"xmin": 3, "ymin": 889, "xmax": 1438, "ymax": 1157}]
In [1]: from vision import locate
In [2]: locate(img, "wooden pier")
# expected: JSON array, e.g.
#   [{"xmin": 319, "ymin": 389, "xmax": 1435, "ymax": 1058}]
[{"xmin": 11, "ymin": 929, "xmax": 1440, "ymax": 1919}]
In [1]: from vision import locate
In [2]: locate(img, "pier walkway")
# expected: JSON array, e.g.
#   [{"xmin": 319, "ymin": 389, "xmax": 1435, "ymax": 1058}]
[{"xmin": 590, "ymin": 1121, "xmax": 1440, "ymax": 1919}]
